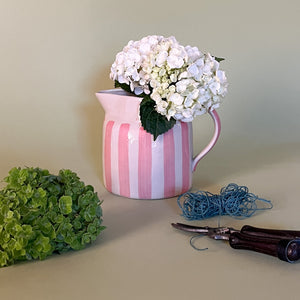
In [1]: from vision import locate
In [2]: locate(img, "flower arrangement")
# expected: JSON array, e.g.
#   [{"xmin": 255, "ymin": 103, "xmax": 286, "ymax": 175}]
[{"xmin": 110, "ymin": 35, "xmax": 228, "ymax": 140}]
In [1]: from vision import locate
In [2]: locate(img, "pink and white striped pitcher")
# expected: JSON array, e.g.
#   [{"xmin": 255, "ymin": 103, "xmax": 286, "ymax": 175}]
[{"xmin": 96, "ymin": 89, "xmax": 221, "ymax": 199}]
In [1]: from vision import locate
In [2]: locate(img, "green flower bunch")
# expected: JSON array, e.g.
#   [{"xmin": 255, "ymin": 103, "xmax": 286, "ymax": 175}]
[{"xmin": 0, "ymin": 167, "xmax": 105, "ymax": 267}]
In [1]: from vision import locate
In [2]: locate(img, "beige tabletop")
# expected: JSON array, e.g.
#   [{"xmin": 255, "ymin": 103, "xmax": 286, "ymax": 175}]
[{"xmin": 1, "ymin": 150, "xmax": 300, "ymax": 300}]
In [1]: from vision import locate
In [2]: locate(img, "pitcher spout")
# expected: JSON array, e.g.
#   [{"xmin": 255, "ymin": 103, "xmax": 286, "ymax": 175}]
[{"xmin": 95, "ymin": 88, "xmax": 141, "ymax": 122}]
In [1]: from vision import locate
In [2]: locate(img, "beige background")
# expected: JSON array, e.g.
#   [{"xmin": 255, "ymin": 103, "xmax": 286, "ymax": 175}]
[{"xmin": 1, "ymin": 1, "xmax": 300, "ymax": 299}]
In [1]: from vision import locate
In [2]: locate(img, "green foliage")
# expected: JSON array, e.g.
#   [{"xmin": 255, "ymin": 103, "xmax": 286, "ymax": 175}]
[
  {"xmin": 140, "ymin": 95, "xmax": 176, "ymax": 140},
  {"xmin": 214, "ymin": 56, "xmax": 225, "ymax": 62},
  {"xmin": 114, "ymin": 80, "xmax": 135, "ymax": 94},
  {"xmin": 114, "ymin": 81, "xmax": 176, "ymax": 140},
  {"xmin": 0, "ymin": 167, "xmax": 105, "ymax": 267}
]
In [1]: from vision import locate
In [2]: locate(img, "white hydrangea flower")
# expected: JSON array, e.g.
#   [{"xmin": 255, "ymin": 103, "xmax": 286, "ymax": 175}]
[
  {"xmin": 156, "ymin": 51, "xmax": 168, "ymax": 67},
  {"xmin": 110, "ymin": 35, "xmax": 228, "ymax": 123},
  {"xmin": 169, "ymin": 93, "xmax": 184, "ymax": 105}
]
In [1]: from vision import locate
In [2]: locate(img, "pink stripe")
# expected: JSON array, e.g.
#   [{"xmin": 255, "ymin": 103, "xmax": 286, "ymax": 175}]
[
  {"xmin": 181, "ymin": 122, "xmax": 190, "ymax": 193},
  {"xmin": 118, "ymin": 124, "xmax": 130, "ymax": 197},
  {"xmin": 104, "ymin": 121, "xmax": 114, "ymax": 192},
  {"xmin": 164, "ymin": 129, "xmax": 175, "ymax": 198},
  {"xmin": 138, "ymin": 128, "xmax": 152, "ymax": 198}
]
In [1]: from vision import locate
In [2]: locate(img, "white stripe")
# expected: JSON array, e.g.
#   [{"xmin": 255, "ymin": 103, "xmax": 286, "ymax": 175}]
[
  {"xmin": 110, "ymin": 122, "xmax": 120, "ymax": 195},
  {"xmin": 151, "ymin": 134, "xmax": 164, "ymax": 199},
  {"xmin": 188, "ymin": 122, "xmax": 193, "ymax": 187},
  {"xmin": 173, "ymin": 122, "xmax": 183, "ymax": 195},
  {"xmin": 128, "ymin": 125, "xmax": 139, "ymax": 198}
]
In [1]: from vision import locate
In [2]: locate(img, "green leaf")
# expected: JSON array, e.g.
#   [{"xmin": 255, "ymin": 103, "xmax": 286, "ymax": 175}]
[
  {"xmin": 81, "ymin": 233, "xmax": 91, "ymax": 244},
  {"xmin": 31, "ymin": 188, "xmax": 47, "ymax": 209},
  {"xmin": 0, "ymin": 251, "xmax": 9, "ymax": 267},
  {"xmin": 69, "ymin": 237, "xmax": 83, "ymax": 251},
  {"xmin": 55, "ymin": 214, "xmax": 64, "ymax": 224},
  {"xmin": 59, "ymin": 196, "xmax": 72, "ymax": 215},
  {"xmin": 114, "ymin": 81, "xmax": 135, "ymax": 95},
  {"xmin": 139, "ymin": 96, "xmax": 176, "ymax": 140},
  {"xmin": 96, "ymin": 205, "xmax": 103, "ymax": 218},
  {"xmin": 214, "ymin": 56, "xmax": 225, "ymax": 62},
  {"xmin": 115, "ymin": 80, "xmax": 175, "ymax": 139},
  {"xmin": 87, "ymin": 223, "xmax": 97, "ymax": 234},
  {"xmin": 114, "ymin": 81, "xmax": 151, "ymax": 99},
  {"xmin": 82, "ymin": 204, "xmax": 97, "ymax": 222},
  {"xmin": 73, "ymin": 217, "xmax": 82, "ymax": 230},
  {"xmin": 78, "ymin": 191, "xmax": 92, "ymax": 208},
  {"xmin": 30, "ymin": 234, "xmax": 52, "ymax": 259}
]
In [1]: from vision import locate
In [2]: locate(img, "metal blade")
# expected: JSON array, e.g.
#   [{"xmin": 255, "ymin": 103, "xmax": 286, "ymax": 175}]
[{"xmin": 171, "ymin": 223, "xmax": 210, "ymax": 234}]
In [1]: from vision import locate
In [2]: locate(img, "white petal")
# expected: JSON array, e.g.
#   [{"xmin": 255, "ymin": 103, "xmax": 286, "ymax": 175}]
[
  {"xmin": 169, "ymin": 93, "xmax": 184, "ymax": 105},
  {"xmin": 167, "ymin": 55, "xmax": 184, "ymax": 69},
  {"xmin": 134, "ymin": 86, "xmax": 143, "ymax": 95},
  {"xmin": 156, "ymin": 51, "xmax": 168, "ymax": 66},
  {"xmin": 184, "ymin": 96, "xmax": 194, "ymax": 108},
  {"xmin": 187, "ymin": 64, "xmax": 199, "ymax": 77}
]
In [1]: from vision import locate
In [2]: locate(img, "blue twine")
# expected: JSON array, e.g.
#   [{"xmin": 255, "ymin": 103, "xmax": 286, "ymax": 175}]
[{"xmin": 177, "ymin": 183, "xmax": 273, "ymax": 221}]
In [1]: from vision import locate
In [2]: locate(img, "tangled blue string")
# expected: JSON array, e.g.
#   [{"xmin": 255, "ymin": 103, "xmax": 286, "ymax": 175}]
[{"xmin": 177, "ymin": 183, "xmax": 273, "ymax": 221}]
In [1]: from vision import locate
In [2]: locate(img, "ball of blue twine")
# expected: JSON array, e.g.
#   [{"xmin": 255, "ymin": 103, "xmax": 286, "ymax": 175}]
[{"xmin": 177, "ymin": 183, "xmax": 273, "ymax": 221}]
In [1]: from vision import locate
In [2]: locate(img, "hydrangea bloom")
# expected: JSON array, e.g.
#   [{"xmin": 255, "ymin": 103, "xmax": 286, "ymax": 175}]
[{"xmin": 110, "ymin": 35, "xmax": 228, "ymax": 122}]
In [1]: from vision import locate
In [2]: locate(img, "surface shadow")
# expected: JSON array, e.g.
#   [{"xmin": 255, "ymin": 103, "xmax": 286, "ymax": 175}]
[
  {"xmin": 164, "ymin": 139, "xmax": 300, "ymax": 218},
  {"xmin": 192, "ymin": 138, "xmax": 300, "ymax": 189},
  {"xmin": 94, "ymin": 195, "xmax": 174, "ymax": 246}
]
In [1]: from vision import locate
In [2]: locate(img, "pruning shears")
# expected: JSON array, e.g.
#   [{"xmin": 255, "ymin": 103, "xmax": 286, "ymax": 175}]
[{"xmin": 171, "ymin": 223, "xmax": 300, "ymax": 263}]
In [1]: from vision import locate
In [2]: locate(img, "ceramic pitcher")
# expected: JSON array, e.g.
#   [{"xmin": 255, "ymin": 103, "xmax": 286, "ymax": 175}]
[{"xmin": 96, "ymin": 89, "xmax": 221, "ymax": 199}]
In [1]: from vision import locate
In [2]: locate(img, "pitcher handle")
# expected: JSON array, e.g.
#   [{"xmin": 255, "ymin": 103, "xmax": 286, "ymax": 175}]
[{"xmin": 192, "ymin": 109, "xmax": 221, "ymax": 172}]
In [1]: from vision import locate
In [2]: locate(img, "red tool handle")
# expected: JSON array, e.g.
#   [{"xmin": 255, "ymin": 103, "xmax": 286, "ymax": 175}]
[
  {"xmin": 229, "ymin": 232, "xmax": 300, "ymax": 262},
  {"xmin": 241, "ymin": 225, "xmax": 300, "ymax": 240}
]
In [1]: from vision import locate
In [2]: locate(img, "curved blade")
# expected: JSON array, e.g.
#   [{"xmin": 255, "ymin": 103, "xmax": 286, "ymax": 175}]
[{"xmin": 171, "ymin": 223, "xmax": 210, "ymax": 234}]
